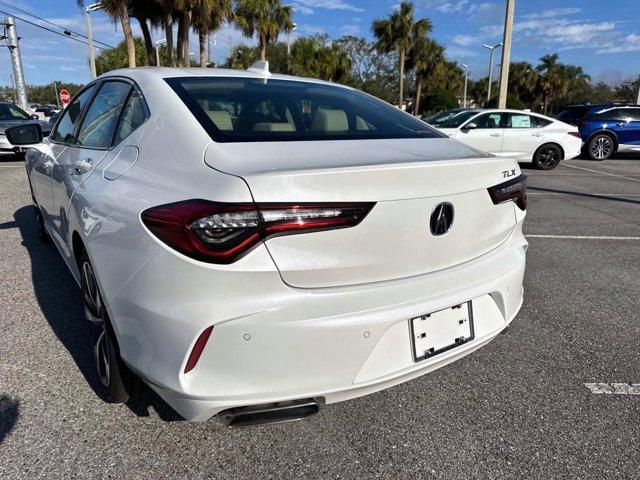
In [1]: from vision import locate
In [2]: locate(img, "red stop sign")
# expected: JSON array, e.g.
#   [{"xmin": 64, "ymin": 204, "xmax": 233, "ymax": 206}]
[{"xmin": 60, "ymin": 89, "xmax": 71, "ymax": 107}]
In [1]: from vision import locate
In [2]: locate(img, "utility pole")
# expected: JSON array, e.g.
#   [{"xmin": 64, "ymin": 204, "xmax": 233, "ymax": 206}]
[
  {"xmin": 53, "ymin": 81, "xmax": 60, "ymax": 109},
  {"xmin": 86, "ymin": 3, "xmax": 102, "ymax": 79},
  {"xmin": 5, "ymin": 17, "xmax": 29, "ymax": 111},
  {"xmin": 207, "ymin": 34, "xmax": 211, "ymax": 66},
  {"xmin": 498, "ymin": 0, "xmax": 516, "ymax": 109},
  {"xmin": 483, "ymin": 43, "xmax": 502, "ymax": 106},
  {"xmin": 636, "ymin": 74, "xmax": 640, "ymax": 104},
  {"xmin": 228, "ymin": 35, "xmax": 232, "ymax": 63},
  {"xmin": 461, "ymin": 64, "xmax": 470, "ymax": 108}
]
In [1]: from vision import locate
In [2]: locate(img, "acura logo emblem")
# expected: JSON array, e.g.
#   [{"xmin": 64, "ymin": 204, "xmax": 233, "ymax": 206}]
[{"xmin": 430, "ymin": 202, "xmax": 454, "ymax": 236}]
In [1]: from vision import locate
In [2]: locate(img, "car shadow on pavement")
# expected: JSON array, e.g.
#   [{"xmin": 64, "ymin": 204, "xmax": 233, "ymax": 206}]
[
  {"xmin": 3, "ymin": 206, "xmax": 183, "ymax": 422},
  {"xmin": 528, "ymin": 186, "xmax": 640, "ymax": 205},
  {"xmin": 0, "ymin": 395, "xmax": 19, "ymax": 445}
]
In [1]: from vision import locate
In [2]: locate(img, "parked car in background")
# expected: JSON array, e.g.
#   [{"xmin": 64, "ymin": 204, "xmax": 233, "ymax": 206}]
[
  {"xmin": 15, "ymin": 65, "xmax": 526, "ymax": 424},
  {"xmin": 0, "ymin": 102, "xmax": 51, "ymax": 156},
  {"xmin": 437, "ymin": 109, "xmax": 582, "ymax": 170},
  {"xmin": 579, "ymin": 105, "xmax": 640, "ymax": 160},
  {"xmin": 423, "ymin": 107, "xmax": 469, "ymax": 127}
]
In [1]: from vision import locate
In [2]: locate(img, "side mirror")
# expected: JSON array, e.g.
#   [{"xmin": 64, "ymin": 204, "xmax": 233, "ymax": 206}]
[
  {"xmin": 4, "ymin": 124, "xmax": 43, "ymax": 146},
  {"xmin": 30, "ymin": 113, "xmax": 40, "ymax": 120},
  {"xmin": 462, "ymin": 122, "xmax": 477, "ymax": 132}
]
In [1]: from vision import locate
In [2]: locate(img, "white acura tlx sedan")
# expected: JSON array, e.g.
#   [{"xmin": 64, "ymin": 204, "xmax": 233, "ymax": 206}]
[
  {"xmin": 437, "ymin": 108, "xmax": 582, "ymax": 170},
  {"xmin": 15, "ymin": 63, "xmax": 527, "ymax": 425}
]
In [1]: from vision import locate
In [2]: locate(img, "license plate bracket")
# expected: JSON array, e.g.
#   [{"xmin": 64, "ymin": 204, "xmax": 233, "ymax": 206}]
[{"xmin": 409, "ymin": 302, "xmax": 474, "ymax": 362}]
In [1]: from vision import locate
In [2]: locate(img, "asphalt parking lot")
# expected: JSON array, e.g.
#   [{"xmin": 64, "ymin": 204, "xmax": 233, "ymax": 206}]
[{"xmin": 1, "ymin": 154, "xmax": 639, "ymax": 479}]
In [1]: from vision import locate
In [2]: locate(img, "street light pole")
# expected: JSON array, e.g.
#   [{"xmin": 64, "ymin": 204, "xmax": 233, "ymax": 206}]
[
  {"xmin": 483, "ymin": 43, "xmax": 502, "ymax": 105},
  {"xmin": 155, "ymin": 39, "xmax": 167, "ymax": 66},
  {"xmin": 86, "ymin": 3, "xmax": 103, "ymax": 80},
  {"xmin": 461, "ymin": 64, "xmax": 470, "ymax": 108},
  {"xmin": 498, "ymin": 0, "xmax": 516, "ymax": 109},
  {"xmin": 286, "ymin": 23, "xmax": 297, "ymax": 56},
  {"xmin": 53, "ymin": 81, "xmax": 60, "ymax": 110}
]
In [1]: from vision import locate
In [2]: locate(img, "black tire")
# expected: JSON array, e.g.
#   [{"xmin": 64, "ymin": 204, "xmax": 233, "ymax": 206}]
[
  {"xmin": 587, "ymin": 133, "xmax": 615, "ymax": 161},
  {"xmin": 33, "ymin": 205, "xmax": 51, "ymax": 243},
  {"xmin": 79, "ymin": 250, "xmax": 137, "ymax": 403},
  {"xmin": 533, "ymin": 143, "xmax": 563, "ymax": 170}
]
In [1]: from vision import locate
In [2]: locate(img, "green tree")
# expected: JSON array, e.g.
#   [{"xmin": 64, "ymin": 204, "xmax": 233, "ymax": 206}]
[
  {"xmin": 372, "ymin": 1, "xmax": 431, "ymax": 107},
  {"xmin": 407, "ymin": 37, "xmax": 444, "ymax": 114},
  {"xmin": 234, "ymin": 0, "xmax": 294, "ymax": 61},
  {"xmin": 613, "ymin": 76, "xmax": 640, "ymax": 102},
  {"xmin": 193, "ymin": 0, "xmax": 233, "ymax": 67},
  {"xmin": 96, "ymin": 37, "xmax": 150, "ymax": 75}
]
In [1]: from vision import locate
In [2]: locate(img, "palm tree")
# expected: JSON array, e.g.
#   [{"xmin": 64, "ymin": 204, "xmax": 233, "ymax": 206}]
[
  {"xmin": 234, "ymin": 0, "xmax": 294, "ymax": 61},
  {"xmin": 407, "ymin": 37, "xmax": 443, "ymax": 114},
  {"xmin": 372, "ymin": 1, "xmax": 431, "ymax": 108},
  {"xmin": 77, "ymin": 0, "xmax": 136, "ymax": 68},
  {"xmin": 159, "ymin": 0, "xmax": 177, "ymax": 66},
  {"xmin": 193, "ymin": 0, "xmax": 233, "ymax": 67},
  {"xmin": 536, "ymin": 54, "xmax": 563, "ymax": 114},
  {"xmin": 130, "ymin": 0, "xmax": 162, "ymax": 66}
]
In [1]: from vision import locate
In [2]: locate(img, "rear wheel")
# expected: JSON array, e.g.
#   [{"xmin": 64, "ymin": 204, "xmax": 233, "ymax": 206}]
[
  {"xmin": 533, "ymin": 143, "xmax": 563, "ymax": 170},
  {"xmin": 80, "ymin": 251, "xmax": 137, "ymax": 403},
  {"xmin": 587, "ymin": 133, "xmax": 615, "ymax": 161}
]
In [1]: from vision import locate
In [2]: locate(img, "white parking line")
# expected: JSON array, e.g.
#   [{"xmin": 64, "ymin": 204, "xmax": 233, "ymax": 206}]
[
  {"xmin": 0, "ymin": 165, "xmax": 22, "ymax": 168},
  {"xmin": 584, "ymin": 383, "xmax": 640, "ymax": 394},
  {"xmin": 526, "ymin": 235, "xmax": 640, "ymax": 240},
  {"xmin": 563, "ymin": 164, "xmax": 640, "ymax": 182}
]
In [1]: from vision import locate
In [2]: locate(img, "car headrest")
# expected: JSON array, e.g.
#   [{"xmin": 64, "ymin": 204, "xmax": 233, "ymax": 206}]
[
  {"xmin": 253, "ymin": 122, "xmax": 296, "ymax": 132},
  {"xmin": 207, "ymin": 110, "xmax": 233, "ymax": 131},
  {"xmin": 311, "ymin": 109, "xmax": 349, "ymax": 132}
]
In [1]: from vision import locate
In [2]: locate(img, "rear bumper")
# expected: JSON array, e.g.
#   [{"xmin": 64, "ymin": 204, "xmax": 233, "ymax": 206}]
[{"xmin": 108, "ymin": 218, "xmax": 527, "ymax": 421}]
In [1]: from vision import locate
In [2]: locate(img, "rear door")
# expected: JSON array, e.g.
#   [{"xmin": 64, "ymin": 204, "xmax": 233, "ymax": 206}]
[
  {"xmin": 36, "ymin": 84, "xmax": 97, "ymax": 232},
  {"xmin": 614, "ymin": 108, "xmax": 640, "ymax": 147},
  {"xmin": 457, "ymin": 112, "xmax": 506, "ymax": 155},
  {"xmin": 501, "ymin": 113, "xmax": 549, "ymax": 159},
  {"xmin": 50, "ymin": 79, "xmax": 132, "ymax": 258}
]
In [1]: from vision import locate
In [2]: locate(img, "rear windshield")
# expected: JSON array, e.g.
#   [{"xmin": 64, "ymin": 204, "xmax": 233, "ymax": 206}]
[
  {"xmin": 556, "ymin": 106, "xmax": 589, "ymax": 121},
  {"xmin": 165, "ymin": 77, "xmax": 442, "ymax": 142}
]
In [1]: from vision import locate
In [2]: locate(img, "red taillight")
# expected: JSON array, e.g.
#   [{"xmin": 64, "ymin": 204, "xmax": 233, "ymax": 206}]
[
  {"xmin": 141, "ymin": 200, "xmax": 375, "ymax": 264},
  {"xmin": 567, "ymin": 131, "xmax": 581, "ymax": 138},
  {"xmin": 184, "ymin": 325, "xmax": 213, "ymax": 373},
  {"xmin": 487, "ymin": 175, "xmax": 527, "ymax": 211}
]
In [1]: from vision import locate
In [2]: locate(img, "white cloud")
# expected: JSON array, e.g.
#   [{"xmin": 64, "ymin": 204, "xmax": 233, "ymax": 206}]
[
  {"xmin": 290, "ymin": 0, "xmax": 364, "ymax": 15},
  {"xmin": 523, "ymin": 8, "xmax": 582, "ymax": 20},
  {"xmin": 597, "ymin": 33, "xmax": 640, "ymax": 53},
  {"xmin": 436, "ymin": 1, "xmax": 469, "ymax": 14},
  {"xmin": 452, "ymin": 34, "xmax": 478, "ymax": 46},
  {"xmin": 340, "ymin": 24, "xmax": 362, "ymax": 35}
]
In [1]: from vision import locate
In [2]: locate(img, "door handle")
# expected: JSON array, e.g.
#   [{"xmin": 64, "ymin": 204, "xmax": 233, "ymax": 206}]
[
  {"xmin": 531, "ymin": 133, "xmax": 544, "ymax": 137},
  {"xmin": 490, "ymin": 133, "xmax": 501, "ymax": 137},
  {"xmin": 74, "ymin": 158, "xmax": 92, "ymax": 175}
]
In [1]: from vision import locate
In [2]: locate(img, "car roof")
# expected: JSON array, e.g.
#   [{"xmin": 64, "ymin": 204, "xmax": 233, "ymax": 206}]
[{"xmin": 98, "ymin": 66, "xmax": 353, "ymax": 91}]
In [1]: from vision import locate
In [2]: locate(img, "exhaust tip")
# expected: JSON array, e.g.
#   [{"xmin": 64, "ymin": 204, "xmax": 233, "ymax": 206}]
[{"xmin": 222, "ymin": 398, "xmax": 322, "ymax": 427}]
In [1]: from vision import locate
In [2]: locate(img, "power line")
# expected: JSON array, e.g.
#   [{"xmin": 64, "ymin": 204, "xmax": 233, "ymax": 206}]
[
  {"xmin": 0, "ymin": 10, "xmax": 112, "ymax": 50},
  {"xmin": 0, "ymin": 0, "xmax": 114, "ymax": 49}
]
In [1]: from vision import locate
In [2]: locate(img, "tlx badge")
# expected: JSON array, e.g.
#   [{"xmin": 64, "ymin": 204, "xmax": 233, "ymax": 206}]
[{"xmin": 502, "ymin": 169, "xmax": 517, "ymax": 178}]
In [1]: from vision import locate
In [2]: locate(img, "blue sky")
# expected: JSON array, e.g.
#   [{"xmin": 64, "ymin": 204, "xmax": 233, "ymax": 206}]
[{"xmin": 1, "ymin": 0, "xmax": 639, "ymax": 86}]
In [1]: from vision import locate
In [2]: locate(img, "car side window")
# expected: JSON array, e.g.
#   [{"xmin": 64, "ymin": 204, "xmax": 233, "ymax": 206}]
[
  {"xmin": 75, "ymin": 81, "xmax": 132, "ymax": 149},
  {"xmin": 618, "ymin": 108, "xmax": 640, "ymax": 122},
  {"xmin": 113, "ymin": 88, "xmax": 149, "ymax": 145},
  {"xmin": 533, "ymin": 116, "xmax": 552, "ymax": 128},
  {"xmin": 50, "ymin": 85, "xmax": 97, "ymax": 144},
  {"xmin": 473, "ymin": 113, "xmax": 504, "ymax": 129}
]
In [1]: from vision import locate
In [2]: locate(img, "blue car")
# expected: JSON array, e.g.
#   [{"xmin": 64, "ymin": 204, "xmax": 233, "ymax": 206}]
[{"xmin": 579, "ymin": 105, "xmax": 640, "ymax": 160}]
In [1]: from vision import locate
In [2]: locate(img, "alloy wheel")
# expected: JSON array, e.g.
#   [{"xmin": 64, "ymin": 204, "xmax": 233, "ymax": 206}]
[
  {"xmin": 536, "ymin": 145, "xmax": 561, "ymax": 169},
  {"xmin": 591, "ymin": 136, "xmax": 613, "ymax": 160},
  {"xmin": 82, "ymin": 261, "xmax": 111, "ymax": 387}
]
